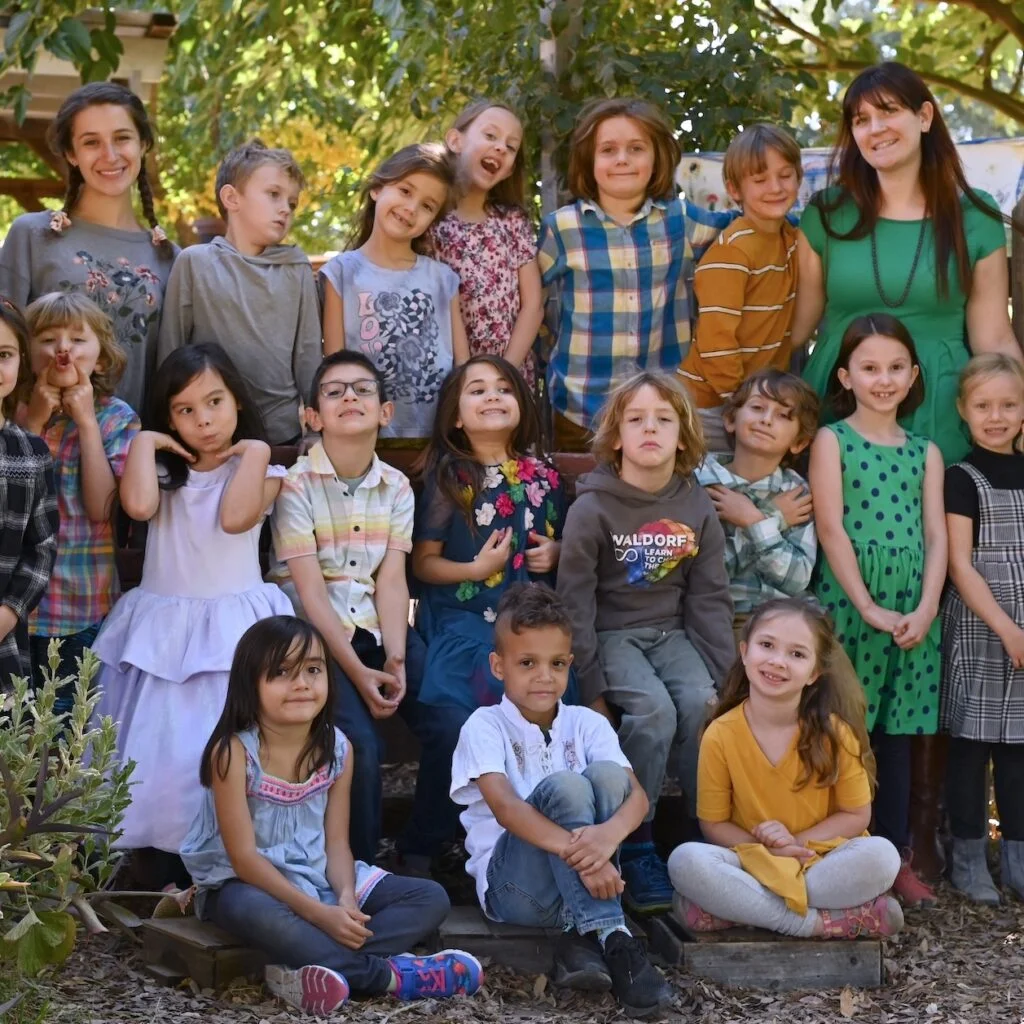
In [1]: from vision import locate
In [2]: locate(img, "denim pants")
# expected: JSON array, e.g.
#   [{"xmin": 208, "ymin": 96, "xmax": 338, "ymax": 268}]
[
  {"xmin": 599, "ymin": 627, "xmax": 718, "ymax": 819},
  {"xmin": 484, "ymin": 761, "xmax": 630, "ymax": 935},
  {"xmin": 203, "ymin": 873, "xmax": 450, "ymax": 993},
  {"xmin": 332, "ymin": 627, "xmax": 469, "ymax": 864},
  {"xmin": 30, "ymin": 621, "xmax": 102, "ymax": 718}
]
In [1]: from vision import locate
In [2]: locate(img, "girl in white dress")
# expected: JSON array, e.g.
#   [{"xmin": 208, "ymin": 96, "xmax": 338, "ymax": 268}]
[{"xmin": 93, "ymin": 342, "xmax": 293, "ymax": 856}]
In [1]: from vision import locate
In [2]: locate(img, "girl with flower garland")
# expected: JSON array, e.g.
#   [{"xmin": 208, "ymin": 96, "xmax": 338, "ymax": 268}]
[
  {"xmin": 412, "ymin": 355, "xmax": 564, "ymax": 714},
  {"xmin": 0, "ymin": 83, "xmax": 177, "ymax": 417}
]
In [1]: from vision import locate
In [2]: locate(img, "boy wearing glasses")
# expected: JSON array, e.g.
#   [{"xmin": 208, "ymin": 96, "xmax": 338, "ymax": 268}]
[{"xmin": 269, "ymin": 351, "xmax": 454, "ymax": 869}]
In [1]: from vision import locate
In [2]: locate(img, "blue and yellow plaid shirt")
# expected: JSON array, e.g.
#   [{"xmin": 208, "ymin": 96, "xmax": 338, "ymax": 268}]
[{"xmin": 538, "ymin": 196, "xmax": 733, "ymax": 428}]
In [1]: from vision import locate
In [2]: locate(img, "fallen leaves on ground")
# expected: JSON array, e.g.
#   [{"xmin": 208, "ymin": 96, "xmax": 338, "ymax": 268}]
[{"xmin": 18, "ymin": 884, "xmax": 1024, "ymax": 1024}]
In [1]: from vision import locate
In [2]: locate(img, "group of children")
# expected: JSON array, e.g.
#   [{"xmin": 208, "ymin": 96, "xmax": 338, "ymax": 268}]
[{"xmin": 0, "ymin": 71, "xmax": 1021, "ymax": 1019}]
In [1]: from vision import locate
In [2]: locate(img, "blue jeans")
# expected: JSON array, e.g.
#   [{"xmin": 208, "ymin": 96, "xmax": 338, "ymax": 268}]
[
  {"xmin": 332, "ymin": 627, "xmax": 468, "ymax": 864},
  {"xmin": 484, "ymin": 761, "xmax": 630, "ymax": 935},
  {"xmin": 30, "ymin": 621, "xmax": 102, "ymax": 718},
  {"xmin": 204, "ymin": 873, "xmax": 449, "ymax": 994}
]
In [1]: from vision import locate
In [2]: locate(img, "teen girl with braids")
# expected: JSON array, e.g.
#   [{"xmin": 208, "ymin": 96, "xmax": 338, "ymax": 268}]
[{"xmin": 0, "ymin": 83, "xmax": 177, "ymax": 416}]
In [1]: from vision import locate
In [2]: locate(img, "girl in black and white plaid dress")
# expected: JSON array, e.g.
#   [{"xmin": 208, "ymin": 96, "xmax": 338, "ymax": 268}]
[
  {"xmin": 0, "ymin": 298, "xmax": 58, "ymax": 687},
  {"xmin": 943, "ymin": 354, "xmax": 1024, "ymax": 906}
]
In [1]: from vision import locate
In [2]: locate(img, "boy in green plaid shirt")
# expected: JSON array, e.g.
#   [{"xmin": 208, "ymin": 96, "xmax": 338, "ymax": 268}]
[{"xmin": 696, "ymin": 369, "xmax": 820, "ymax": 635}]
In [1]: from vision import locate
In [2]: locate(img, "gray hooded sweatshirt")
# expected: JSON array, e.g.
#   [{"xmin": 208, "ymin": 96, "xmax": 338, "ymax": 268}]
[
  {"xmin": 556, "ymin": 462, "xmax": 735, "ymax": 705},
  {"xmin": 156, "ymin": 236, "xmax": 322, "ymax": 444}
]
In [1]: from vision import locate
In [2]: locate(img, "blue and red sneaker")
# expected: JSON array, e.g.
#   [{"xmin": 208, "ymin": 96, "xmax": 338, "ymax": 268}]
[{"xmin": 387, "ymin": 949, "xmax": 484, "ymax": 1000}]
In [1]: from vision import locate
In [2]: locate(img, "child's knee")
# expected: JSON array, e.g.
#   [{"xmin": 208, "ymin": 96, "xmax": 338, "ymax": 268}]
[
  {"xmin": 534, "ymin": 770, "xmax": 595, "ymax": 820},
  {"xmin": 582, "ymin": 760, "xmax": 630, "ymax": 802},
  {"xmin": 861, "ymin": 836, "xmax": 902, "ymax": 887},
  {"xmin": 667, "ymin": 841, "xmax": 715, "ymax": 894},
  {"xmin": 414, "ymin": 878, "xmax": 451, "ymax": 930},
  {"xmin": 619, "ymin": 689, "xmax": 678, "ymax": 745}
]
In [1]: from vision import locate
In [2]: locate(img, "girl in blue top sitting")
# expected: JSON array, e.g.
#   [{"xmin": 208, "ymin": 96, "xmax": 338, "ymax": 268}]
[{"xmin": 180, "ymin": 615, "xmax": 483, "ymax": 1015}]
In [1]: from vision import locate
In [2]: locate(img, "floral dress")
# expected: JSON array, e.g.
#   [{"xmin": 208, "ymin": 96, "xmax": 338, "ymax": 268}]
[
  {"xmin": 415, "ymin": 455, "xmax": 565, "ymax": 710},
  {"xmin": 430, "ymin": 207, "xmax": 538, "ymax": 387}
]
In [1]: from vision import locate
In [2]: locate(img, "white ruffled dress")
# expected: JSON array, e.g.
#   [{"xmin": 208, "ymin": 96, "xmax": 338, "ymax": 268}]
[{"xmin": 92, "ymin": 457, "xmax": 292, "ymax": 852}]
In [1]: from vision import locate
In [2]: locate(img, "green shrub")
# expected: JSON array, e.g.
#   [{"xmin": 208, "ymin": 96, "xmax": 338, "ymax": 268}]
[{"xmin": 0, "ymin": 642, "xmax": 133, "ymax": 977}]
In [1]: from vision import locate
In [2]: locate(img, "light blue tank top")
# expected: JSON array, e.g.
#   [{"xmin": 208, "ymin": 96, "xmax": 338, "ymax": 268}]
[{"xmin": 180, "ymin": 726, "xmax": 386, "ymax": 916}]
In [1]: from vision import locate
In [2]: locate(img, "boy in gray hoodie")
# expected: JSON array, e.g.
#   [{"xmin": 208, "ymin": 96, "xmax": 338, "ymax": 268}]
[
  {"xmin": 157, "ymin": 140, "xmax": 321, "ymax": 444},
  {"xmin": 557, "ymin": 370, "xmax": 734, "ymax": 915}
]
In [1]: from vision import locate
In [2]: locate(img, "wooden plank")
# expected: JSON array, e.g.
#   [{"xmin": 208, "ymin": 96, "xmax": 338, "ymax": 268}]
[
  {"xmin": 438, "ymin": 906, "xmax": 560, "ymax": 975},
  {"xmin": 142, "ymin": 917, "xmax": 239, "ymax": 950},
  {"xmin": 1013, "ymin": 195, "xmax": 1024, "ymax": 348},
  {"xmin": 683, "ymin": 938, "xmax": 881, "ymax": 991},
  {"xmin": 142, "ymin": 917, "xmax": 268, "ymax": 990}
]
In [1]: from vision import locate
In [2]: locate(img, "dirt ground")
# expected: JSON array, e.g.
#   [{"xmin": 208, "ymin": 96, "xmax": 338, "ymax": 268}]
[{"xmin": 13, "ymin": 883, "xmax": 1024, "ymax": 1024}]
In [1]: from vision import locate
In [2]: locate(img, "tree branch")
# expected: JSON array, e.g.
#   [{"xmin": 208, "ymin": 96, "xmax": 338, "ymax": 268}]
[
  {"xmin": 795, "ymin": 58, "xmax": 1024, "ymax": 123},
  {"xmin": 757, "ymin": 0, "xmax": 838, "ymax": 55},
  {"xmin": 925, "ymin": 0, "xmax": 1024, "ymax": 46}
]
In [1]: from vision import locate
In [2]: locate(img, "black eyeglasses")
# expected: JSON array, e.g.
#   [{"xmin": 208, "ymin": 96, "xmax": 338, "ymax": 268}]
[{"xmin": 319, "ymin": 379, "xmax": 379, "ymax": 400}]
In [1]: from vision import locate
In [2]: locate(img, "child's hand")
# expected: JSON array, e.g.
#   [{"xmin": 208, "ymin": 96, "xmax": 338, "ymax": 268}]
[
  {"xmin": 525, "ymin": 531, "xmax": 559, "ymax": 574},
  {"xmin": 60, "ymin": 365, "xmax": 97, "ymax": 427},
  {"xmin": 215, "ymin": 438, "xmax": 271, "ymax": 462},
  {"xmin": 752, "ymin": 820, "xmax": 796, "ymax": 848},
  {"xmin": 771, "ymin": 486, "xmax": 813, "ymax": 529},
  {"xmin": 139, "ymin": 430, "xmax": 196, "ymax": 462},
  {"xmin": 860, "ymin": 602, "xmax": 902, "ymax": 636},
  {"xmin": 579, "ymin": 860, "xmax": 625, "ymax": 901},
  {"xmin": 354, "ymin": 666, "xmax": 403, "ymax": 719},
  {"xmin": 1000, "ymin": 625, "xmax": 1024, "ymax": 669},
  {"xmin": 706, "ymin": 485, "xmax": 764, "ymax": 528},
  {"xmin": 25, "ymin": 376, "xmax": 62, "ymax": 433},
  {"xmin": 563, "ymin": 823, "xmax": 618, "ymax": 873},
  {"xmin": 472, "ymin": 527, "xmax": 513, "ymax": 580},
  {"xmin": 769, "ymin": 843, "xmax": 815, "ymax": 862},
  {"xmin": 316, "ymin": 904, "xmax": 373, "ymax": 950},
  {"xmin": 892, "ymin": 606, "xmax": 935, "ymax": 651}
]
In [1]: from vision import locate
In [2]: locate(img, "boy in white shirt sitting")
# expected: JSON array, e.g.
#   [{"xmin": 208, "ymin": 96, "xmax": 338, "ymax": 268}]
[{"xmin": 450, "ymin": 584, "xmax": 673, "ymax": 1018}]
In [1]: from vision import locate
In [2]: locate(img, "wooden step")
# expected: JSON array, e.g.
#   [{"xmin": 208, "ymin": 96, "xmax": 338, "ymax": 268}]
[
  {"xmin": 141, "ymin": 916, "xmax": 267, "ymax": 990},
  {"xmin": 643, "ymin": 913, "xmax": 882, "ymax": 990}
]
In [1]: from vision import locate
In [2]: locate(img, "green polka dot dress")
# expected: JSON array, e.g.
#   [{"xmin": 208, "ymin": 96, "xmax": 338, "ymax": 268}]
[{"xmin": 814, "ymin": 420, "xmax": 940, "ymax": 735}]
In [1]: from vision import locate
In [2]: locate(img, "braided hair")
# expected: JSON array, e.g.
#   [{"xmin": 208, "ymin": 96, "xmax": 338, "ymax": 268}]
[{"xmin": 46, "ymin": 82, "xmax": 171, "ymax": 253}]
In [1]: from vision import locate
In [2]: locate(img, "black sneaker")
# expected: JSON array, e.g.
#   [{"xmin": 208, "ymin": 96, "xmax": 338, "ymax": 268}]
[
  {"xmin": 551, "ymin": 929, "xmax": 612, "ymax": 992},
  {"xmin": 603, "ymin": 931, "xmax": 674, "ymax": 1018}
]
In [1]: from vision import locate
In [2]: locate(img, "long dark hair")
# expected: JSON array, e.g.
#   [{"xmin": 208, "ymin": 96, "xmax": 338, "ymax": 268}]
[
  {"xmin": 826, "ymin": 312, "xmax": 925, "ymax": 420},
  {"xmin": 148, "ymin": 343, "xmax": 267, "ymax": 490},
  {"xmin": 0, "ymin": 297, "xmax": 31, "ymax": 418},
  {"xmin": 348, "ymin": 142, "xmax": 455, "ymax": 254},
  {"xmin": 415, "ymin": 355, "xmax": 543, "ymax": 524},
  {"xmin": 199, "ymin": 616, "xmax": 336, "ymax": 787},
  {"xmin": 813, "ymin": 62, "xmax": 1007, "ymax": 299},
  {"xmin": 714, "ymin": 599, "xmax": 876, "ymax": 793},
  {"xmin": 47, "ymin": 82, "xmax": 171, "ymax": 254}
]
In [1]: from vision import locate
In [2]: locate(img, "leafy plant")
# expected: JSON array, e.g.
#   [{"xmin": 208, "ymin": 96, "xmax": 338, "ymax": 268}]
[{"xmin": 0, "ymin": 643, "xmax": 133, "ymax": 978}]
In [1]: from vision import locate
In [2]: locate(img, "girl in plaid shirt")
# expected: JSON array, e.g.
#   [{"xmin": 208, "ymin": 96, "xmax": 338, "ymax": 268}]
[
  {"xmin": 0, "ymin": 298, "xmax": 57, "ymax": 687},
  {"xmin": 22, "ymin": 292, "xmax": 139, "ymax": 709}
]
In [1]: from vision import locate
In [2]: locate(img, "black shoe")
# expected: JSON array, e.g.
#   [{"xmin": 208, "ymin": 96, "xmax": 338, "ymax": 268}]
[
  {"xmin": 603, "ymin": 930, "xmax": 674, "ymax": 1018},
  {"xmin": 551, "ymin": 930, "xmax": 612, "ymax": 992}
]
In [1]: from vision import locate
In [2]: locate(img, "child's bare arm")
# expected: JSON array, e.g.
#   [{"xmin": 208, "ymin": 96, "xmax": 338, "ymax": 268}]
[
  {"xmin": 324, "ymin": 748, "xmax": 359, "ymax": 905},
  {"xmin": 476, "ymin": 772, "xmax": 573, "ymax": 856},
  {"xmin": 794, "ymin": 804, "xmax": 871, "ymax": 845},
  {"xmin": 119, "ymin": 431, "xmax": 191, "ymax": 522},
  {"xmin": 219, "ymin": 440, "xmax": 277, "ymax": 534},
  {"xmin": 322, "ymin": 279, "xmax": 345, "ymax": 356},
  {"xmin": 504, "ymin": 259, "xmax": 544, "ymax": 370},
  {"xmin": 700, "ymin": 818, "xmax": 757, "ymax": 847},
  {"xmin": 451, "ymin": 298, "xmax": 469, "ymax": 364},
  {"xmin": 789, "ymin": 231, "xmax": 825, "ymax": 348}
]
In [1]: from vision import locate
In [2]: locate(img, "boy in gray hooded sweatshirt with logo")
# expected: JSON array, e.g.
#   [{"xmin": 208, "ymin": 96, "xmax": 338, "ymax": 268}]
[
  {"xmin": 557, "ymin": 370, "xmax": 734, "ymax": 915},
  {"xmin": 157, "ymin": 140, "xmax": 321, "ymax": 444}
]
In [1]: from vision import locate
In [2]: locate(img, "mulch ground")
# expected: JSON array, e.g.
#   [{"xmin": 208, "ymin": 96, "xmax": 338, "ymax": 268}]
[{"xmin": 15, "ymin": 884, "xmax": 1024, "ymax": 1023}]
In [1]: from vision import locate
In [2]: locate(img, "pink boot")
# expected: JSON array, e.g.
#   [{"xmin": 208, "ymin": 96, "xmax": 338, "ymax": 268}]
[
  {"xmin": 673, "ymin": 893, "xmax": 735, "ymax": 934},
  {"xmin": 819, "ymin": 895, "xmax": 905, "ymax": 939}
]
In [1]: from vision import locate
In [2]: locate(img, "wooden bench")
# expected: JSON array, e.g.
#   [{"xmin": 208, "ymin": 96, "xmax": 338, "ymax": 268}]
[{"xmin": 141, "ymin": 916, "xmax": 267, "ymax": 989}]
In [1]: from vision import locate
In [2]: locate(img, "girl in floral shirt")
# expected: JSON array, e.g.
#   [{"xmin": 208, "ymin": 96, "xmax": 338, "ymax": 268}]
[
  {"xmin": 431, "ymin": 102, "xmax": 542, "ymax": 387},
  {"xmin": 412, "ymin": 355, "xmax": 564, "ymax": 712}
]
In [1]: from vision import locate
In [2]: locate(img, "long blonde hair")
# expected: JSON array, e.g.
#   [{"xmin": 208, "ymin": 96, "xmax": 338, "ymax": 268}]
[
  {"xmin": 714, "ymin": 599, "xmax": 876, "ymax": 793},
  {"xmin": 591, "ymin": 369, "xmax": 705, "ymax": 477}
]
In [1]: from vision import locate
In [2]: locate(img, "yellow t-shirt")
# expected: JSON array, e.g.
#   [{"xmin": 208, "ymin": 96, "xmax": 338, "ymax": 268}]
[{"xmin": 697, "ymin": 701, "xmax": 872, "ymax": 913}]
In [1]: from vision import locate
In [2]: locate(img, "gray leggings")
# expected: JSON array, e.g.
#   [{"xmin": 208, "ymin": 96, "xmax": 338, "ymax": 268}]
[{"xmin": 667, "ymin": 837, "xmax": 900, "ymax": 937}]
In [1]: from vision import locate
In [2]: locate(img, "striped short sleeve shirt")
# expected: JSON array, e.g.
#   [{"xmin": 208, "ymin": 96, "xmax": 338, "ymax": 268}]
[
  {"xmin": 268, "ymin": 443, "xmax": 414, "ymax": 642},
  {"xmin": 679, "ymin": 217, "xmax": 798, "ymax": 408}
]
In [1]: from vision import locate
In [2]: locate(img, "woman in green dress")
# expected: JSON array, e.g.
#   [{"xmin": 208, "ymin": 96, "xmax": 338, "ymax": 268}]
[
  {"xmin": 792, "ymin": 62, "xmax": 1020, "ymax": 891},
  {"xmin": 792, "ymin": 62, "xmax": 1017, "ymax": 467}
]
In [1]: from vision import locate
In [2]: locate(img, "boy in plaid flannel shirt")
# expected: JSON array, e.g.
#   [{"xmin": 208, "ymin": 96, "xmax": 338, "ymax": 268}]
[{"xmin": 696, "ymin": 369, "xmax": 820, "ymax": 636}]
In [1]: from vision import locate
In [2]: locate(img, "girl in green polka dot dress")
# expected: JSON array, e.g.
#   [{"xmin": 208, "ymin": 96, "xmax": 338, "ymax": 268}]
[{"xmin": 809, "ymin": 313, "xmax": 947, "ymax": 906}]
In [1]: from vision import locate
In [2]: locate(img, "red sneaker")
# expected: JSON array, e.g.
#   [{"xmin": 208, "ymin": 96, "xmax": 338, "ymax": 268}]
[
  {"xmin": 820, "ymin": 895, "xmax": 904, "ymax": 939},
  {"xmin": 893, "ymin": 855, "xmax": 937, "ymax": 909}
]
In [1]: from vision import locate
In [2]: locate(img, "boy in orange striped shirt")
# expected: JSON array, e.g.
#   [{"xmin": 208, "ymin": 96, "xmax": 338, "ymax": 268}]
[{"xmin": 678, "ymin": 126, "xmax": 802, "ymax": 454}]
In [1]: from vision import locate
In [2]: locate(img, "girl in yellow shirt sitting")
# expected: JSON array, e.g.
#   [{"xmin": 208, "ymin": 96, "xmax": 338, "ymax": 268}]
[{"xmin": 668, "ymin": 598, "xmax": 905, "ymax": 938}]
